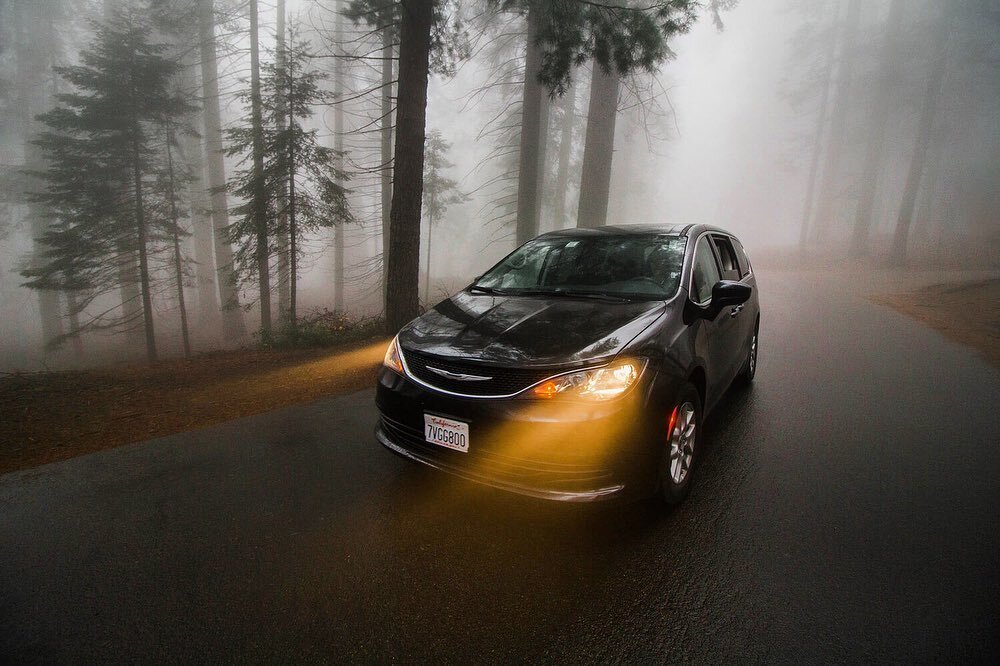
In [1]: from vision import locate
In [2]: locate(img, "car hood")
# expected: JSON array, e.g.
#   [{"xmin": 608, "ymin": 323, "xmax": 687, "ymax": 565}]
[{"xmin": 397, "ymin": 291, "xmax": 667, "ymax": 367}]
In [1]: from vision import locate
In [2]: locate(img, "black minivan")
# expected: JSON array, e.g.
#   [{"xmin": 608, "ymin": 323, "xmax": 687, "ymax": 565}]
[{"xmin": 376, "ymin": 224, "xmax": 759, "ymax": 504}]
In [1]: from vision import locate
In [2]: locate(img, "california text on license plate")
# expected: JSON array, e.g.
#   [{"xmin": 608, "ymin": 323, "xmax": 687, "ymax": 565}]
[{"xmin": 424, "ymin": 414, "xmax": 469, "ymax": 453}]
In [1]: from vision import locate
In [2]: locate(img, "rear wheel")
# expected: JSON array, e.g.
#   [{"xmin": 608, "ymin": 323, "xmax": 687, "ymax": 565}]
[{"xmin": 656, "ymin": 384, "xmax": 702, "ymax": 506}]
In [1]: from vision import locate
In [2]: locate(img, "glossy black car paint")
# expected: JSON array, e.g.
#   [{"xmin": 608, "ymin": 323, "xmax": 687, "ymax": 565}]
[{"xmin": 375, "ymin": 224, "xmax": 760, "ymax": 501}]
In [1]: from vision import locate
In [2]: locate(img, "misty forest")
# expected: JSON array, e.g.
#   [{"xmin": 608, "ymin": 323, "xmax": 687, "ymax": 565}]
[{"xmin": 0, "ymin": 0, "xmax": 997, "ymax": 369}]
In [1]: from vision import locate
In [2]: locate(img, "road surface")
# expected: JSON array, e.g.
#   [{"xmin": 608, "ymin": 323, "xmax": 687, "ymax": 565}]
[{"xmin": 2, "ymin": 270, "xmax": 999, "ymax": 662}]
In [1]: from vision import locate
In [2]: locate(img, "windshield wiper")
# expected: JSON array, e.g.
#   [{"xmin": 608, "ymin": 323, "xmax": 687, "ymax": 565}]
[
  {"xmin": 468, "ymin": 285, "xmax": 509, "ymax": 296},
  {"xmin": 508, "ymin": 287, "xmax": 634, "ymax": 303},
  {"xmin": 556, "ymin": 290, "xmax": 634, "ymax": 303}
]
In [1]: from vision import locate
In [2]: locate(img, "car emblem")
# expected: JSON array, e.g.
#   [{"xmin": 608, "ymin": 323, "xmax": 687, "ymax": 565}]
[{"xmin": 426, "ymin": 366, "xmax": 493, "ymax": 381}]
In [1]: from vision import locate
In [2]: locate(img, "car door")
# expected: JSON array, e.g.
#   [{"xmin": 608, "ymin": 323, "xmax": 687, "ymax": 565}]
[
  {"xmin": 710, "ymin": 234, "xmax": 753, "ymax": 378},
  {"xmin": 688, "ymin": 235, "xmax": 732, "ymax": 408}
]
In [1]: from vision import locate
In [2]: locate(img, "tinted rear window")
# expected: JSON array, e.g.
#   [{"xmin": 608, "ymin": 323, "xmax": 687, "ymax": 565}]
[{"xmin": 732, "ymin": 239, "xmax": 752, "ymax": 278}]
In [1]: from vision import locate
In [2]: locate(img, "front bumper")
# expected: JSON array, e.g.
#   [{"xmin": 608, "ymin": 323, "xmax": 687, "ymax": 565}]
[
  {"xmin": 376, "ymin": 422, "xmax": 626, "ymax": 501},
  {"xmin": 375, "ymin": 367, "xmax": 659, "ymax": 502}
]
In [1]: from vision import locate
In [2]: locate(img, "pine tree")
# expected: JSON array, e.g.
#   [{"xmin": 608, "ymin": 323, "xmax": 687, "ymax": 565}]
[
  {"xmin": 6, "ymin": 0, "xmax": 69, "ymax": 350},
  {"xmin": 551, "ymin": 82, "xmax": 578, "ymax": 231},
  {"xmin": 382, "ymin": 0, "xmax": 434, "ymax": 333},
  {"xmin": 348, "ymin": 0, "xmax": 468, "ymax": 332},
  {"xmin": 247, "ymin": 0, "xmax": 271, "ymax": 334},
  {"xmin": 849, "ymin": 0, "xmax": 905, "ymax": 256},
  {"xmin": 23, "ymin": 6, "xmax": 195, "ymax": 360},
  {"xmin": 514, "ymin": 5, "xmax": 550, "ymax": 245},
  {"xmin": 889, "ymin": 4, "xmax": 954, "ymax": 266},
  {"xmin": 344, "ymin": 0, "xmax": 399, "ymax": 307},
  {"xmin": 369, "ymin": 0, "xmax": 697, "ymax": 330},
  {"xmin": 225, "ymin": 32, "xmax": 352, "ymax": 336},
  {"xmin": 197, "ymin": 0, "xmax": 247, "ymax": 340},
  {"xmin": 157, "ymin": 128, "xmax": 194, "ymax": 357}
]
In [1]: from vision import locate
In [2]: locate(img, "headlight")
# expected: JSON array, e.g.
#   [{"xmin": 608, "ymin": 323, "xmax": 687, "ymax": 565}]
[
  {"xmin": 528, "ymin": 359, "xmax": 646, "ymax": 401},
  {"xmin": 383, "ymin": 336, "xmax": 404, "ymax": 374}
]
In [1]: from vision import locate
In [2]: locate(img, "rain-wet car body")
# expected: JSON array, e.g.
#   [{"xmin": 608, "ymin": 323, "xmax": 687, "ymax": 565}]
[{"xmin": 375, "ymin": 224, "xmax": 759, "ymax": 503}]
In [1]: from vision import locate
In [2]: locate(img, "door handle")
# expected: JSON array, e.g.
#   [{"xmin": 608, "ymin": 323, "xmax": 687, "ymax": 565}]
[{"xmin": 730, "ymin": 305, "xmax": 743, "ymax": 317}]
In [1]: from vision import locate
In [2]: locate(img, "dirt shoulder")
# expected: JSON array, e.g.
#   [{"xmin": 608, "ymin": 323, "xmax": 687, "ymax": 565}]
[
  {"xmin": 0, "ymin": 338, "xmax": 388, "ymax": 475},
  {"xmin": 872, "ymin": 279, "xmax": 1000, "ymax": 369}
]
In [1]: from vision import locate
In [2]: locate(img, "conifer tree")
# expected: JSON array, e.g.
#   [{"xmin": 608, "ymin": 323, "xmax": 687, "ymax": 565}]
[
  {"xmin": 23, "ymin": 5, "xmax": 195, "ymax": 360},
  {"xmin": 225, "ymin": 33, "xmax": 352, "ymax": 335}
]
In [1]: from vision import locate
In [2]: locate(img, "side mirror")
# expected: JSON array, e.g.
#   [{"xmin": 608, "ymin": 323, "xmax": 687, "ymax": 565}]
[
  {"xmin": 684, "ymin": 280, "xmax": 751, "ymax": 323},
  {"xmin": 711, "ymin": 280, "xmax": 751, "ymax": 307}
]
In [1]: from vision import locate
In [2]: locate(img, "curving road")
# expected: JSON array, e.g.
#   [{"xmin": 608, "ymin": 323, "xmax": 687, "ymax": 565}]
[{"xmin": 2, "ymin": 270, "xmax": 999, "ymax": 662}]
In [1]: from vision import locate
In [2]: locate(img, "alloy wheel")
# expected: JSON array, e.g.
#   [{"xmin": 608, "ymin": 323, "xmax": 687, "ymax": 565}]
[{"xmin": 668, "ymin": 402, "xmax": 697, "ymax": 485}]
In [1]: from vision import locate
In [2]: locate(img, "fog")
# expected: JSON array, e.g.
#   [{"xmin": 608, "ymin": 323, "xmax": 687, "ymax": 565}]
[{"xmin": 1, "ymin": 0, "xmax": 997, "ymax": 371}]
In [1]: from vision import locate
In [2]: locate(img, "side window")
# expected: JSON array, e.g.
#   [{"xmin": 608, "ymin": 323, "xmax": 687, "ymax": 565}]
[
  {"xmin": 733, "ymin": 239, "xmax": 752, "ymax": 278},
  {"xmin": 690, "ymin": 237, "xmax": 721, "ymax": 304},
  {"xmin": 711, "ymin": 236, "xmax": 741, "ymax": 281}
]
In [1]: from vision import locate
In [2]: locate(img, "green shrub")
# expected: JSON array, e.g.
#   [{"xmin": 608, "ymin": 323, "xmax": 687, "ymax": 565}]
[{"xmin": 258, "ymin": 309, "xmax": 383, "ymax": 350}]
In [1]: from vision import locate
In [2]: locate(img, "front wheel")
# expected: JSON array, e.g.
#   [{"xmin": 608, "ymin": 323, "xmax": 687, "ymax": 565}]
[
  {"xmin": 655, "ymin": 384, "xmax": 703, "ymax": 506},
  {"xmin": 736, "ymin": 321, "xmax": 759, "ymax": 385}
]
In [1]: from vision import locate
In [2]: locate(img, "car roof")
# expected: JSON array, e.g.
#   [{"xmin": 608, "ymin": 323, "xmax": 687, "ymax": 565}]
[{"xmin": 537, "ymin": 223, "xmax": 737, "ymax": 240}]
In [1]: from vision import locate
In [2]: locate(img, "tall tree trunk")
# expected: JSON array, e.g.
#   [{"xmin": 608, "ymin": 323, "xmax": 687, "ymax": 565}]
[
  {"xmin": 178, "ymin": 130, "xmax": 219, "ymax": 334},
  {"xmin": 849, "ymin": 0, "xmax": 905, "ymax": 256},
  {"xmin": 424, "ymin": 190, "xmax": 435, "ymax": 303},
  {"xmin": 380, "ymin": 6, "xmax": 394, "ymax": 308},
  {"xmin": 248, "ymin": 0, "xmax": 272, "ymax": 334},
  {"xmin": 275, "ymin": 0, "xmax": 291, "ymax": 323},
  {"xmin": 608, "ymin": 118, "xmax": 636, "ymax": 223},
  {"xmin": 287, "ymin": 65, "xmax": 299, "ymax": 330},
  {"xmin": 131, "ymin": 128, "xmax": 157, "ymax": 362},
  {"xmin": 333, "ymin": 2, "xmax": 346, "ymax": 312},
  {"xmin": 911, "ymin": 128, "xmax": 944, "ymax": 246},
  {"xmin": 197, "ymin": 0, "xmax": 246, "ymax": 340},
  {"xmin": 165, "ymin": 131, "xmax": 192, "ymax": 356},
  {"xmin": 114, "ymin": 14, "xmax": 143, "ymax": 356},
  {"xmin": 552, "ymin": 83, "xmax": 576, "ymax": 231},
  {"xmin": 30, "ymin": 230, "xmax": 64, "ymax": 347},
  {"xmin": 66, "ymin": 289, "xmax": 84, "ymax": 360},
  {"xmin": 535, "ymin": 93, "xmax": 551, "ymax": 229},
  {"xmin": 577, "ymin": 61, "xmax": 620, "ymax": 228},
  {"xmin": 118, "ymin": 248, "xmax": 144, "ymax": 351},
  {"xmin": 15, "ymin": 2, "xmax": 64, "ymax": 349},
  {"xmin": 385, "ymin": 0, "xmax": 433, "ymax": 333},
  {"xmin": 799, "ymin": 1, "xmax": 841, "ymax": 254},
  {"xmin": 176, "ymin": 62, "xmax": 219, "ymax": 335},
  {"xmin": 812, "ymin": 0, "xmax": 861, "ymax": 244},
  {"xmin": 889, "ymin": 10, "xmax": 952, "ymax": 266},
  {"xmin": 515, "ymin": 7, "xmax": 546, "ymax": 245},
  {"xmin": 332, "ymin": 219, "xmax": 344, "ymax": 312}
]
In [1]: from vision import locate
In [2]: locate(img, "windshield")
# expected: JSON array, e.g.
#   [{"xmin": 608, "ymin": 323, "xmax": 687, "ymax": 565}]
[{"xmin": 472, "ymin": 235, "xmax": 687, "ymax": 300}]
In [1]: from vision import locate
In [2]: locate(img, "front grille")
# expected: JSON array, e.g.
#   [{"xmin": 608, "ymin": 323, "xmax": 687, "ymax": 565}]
[
  {"xmin": 401, "ymin": 349, "xmax": 557, "ymax": 397},
  {"xmin": 379, "ymin": 415, "xmax": 613, "ymax": 490}
]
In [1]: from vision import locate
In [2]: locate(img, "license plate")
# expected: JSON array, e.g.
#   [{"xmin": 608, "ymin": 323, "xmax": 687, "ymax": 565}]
[{"xmin": 424, "ymin": 414, "xmax": 469, "ymax": 453}]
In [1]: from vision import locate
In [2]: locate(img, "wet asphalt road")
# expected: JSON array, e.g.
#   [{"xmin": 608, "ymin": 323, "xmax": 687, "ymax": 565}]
[{"xmin": 2, "ymin": 270, "xmax": 999, "ymax": 663}]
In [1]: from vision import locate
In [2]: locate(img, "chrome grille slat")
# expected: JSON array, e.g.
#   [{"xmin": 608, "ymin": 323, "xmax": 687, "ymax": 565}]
[{"xmin": 401, "ymin": 349, "xmax": 556, "ymax": 397}]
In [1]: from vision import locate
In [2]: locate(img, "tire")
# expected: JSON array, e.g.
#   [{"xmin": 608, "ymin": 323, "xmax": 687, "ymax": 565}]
[
  {"xmin": 735, "ymin": 319, "xmax": 759, "ymax": 385},
  {"xmin": 655, "ymin": 383, "xmax": 703, "ymax": 506}
]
